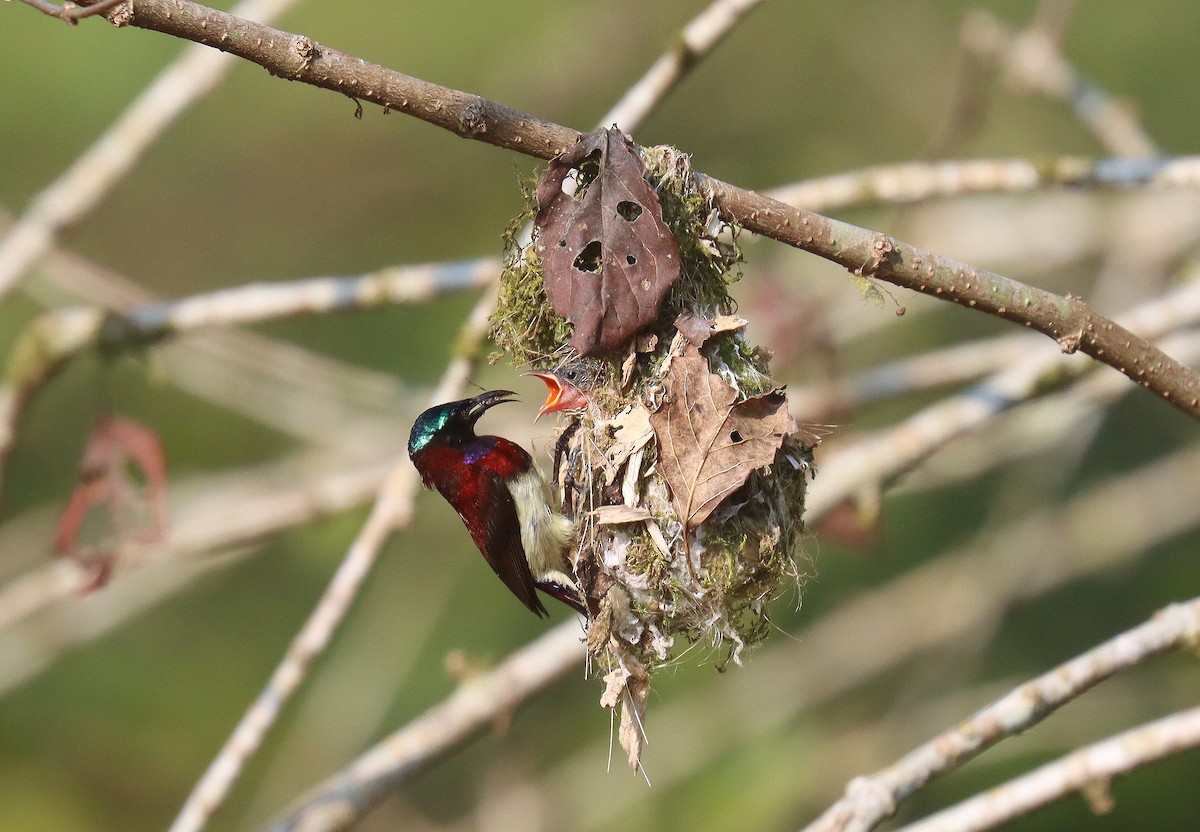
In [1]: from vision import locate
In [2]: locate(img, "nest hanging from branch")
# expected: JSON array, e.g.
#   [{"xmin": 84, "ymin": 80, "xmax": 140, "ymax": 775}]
[{"xmin": 491, "ymin": 131, "xmax": 816, "ymax": 766}]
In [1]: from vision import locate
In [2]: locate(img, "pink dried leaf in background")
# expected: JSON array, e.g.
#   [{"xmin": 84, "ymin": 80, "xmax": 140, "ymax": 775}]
[
  {"xmin": 535, "ymin": 126, "xmax": 681, "ymax": 355},
  {"xmin": 53, "ymin": 415, "xmax": 170, "ymax": 591}
]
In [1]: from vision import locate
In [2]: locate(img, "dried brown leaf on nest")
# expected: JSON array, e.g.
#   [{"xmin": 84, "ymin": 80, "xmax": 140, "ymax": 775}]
[
  {"xmin": 651, "ymin": 344, "xmax": 795, "ymax": 528},
  {"xmin": 673, "ymin": 310, "xmax": 748, "ymax": 347},
  {"xmin": 603, "ymin": 404, "xmax": 655, "ymax": 485},
  {"xmin": 591, "ymin": 505, "xmax": 655, "ymax": 525},
  {"xmin": 534, "ymin": 127, "xmax": 681, "ymax": 355}
]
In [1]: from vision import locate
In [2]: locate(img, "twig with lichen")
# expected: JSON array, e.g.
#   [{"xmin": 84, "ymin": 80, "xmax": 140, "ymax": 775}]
[{"xmin": 0, "ymin": 259, "xmax": 494, "ymax": 500}]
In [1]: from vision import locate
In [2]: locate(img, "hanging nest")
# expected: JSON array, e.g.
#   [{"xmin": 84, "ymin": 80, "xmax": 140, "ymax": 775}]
[{"xmin": 491, "ymin": 140, "xmax": 815, "ymax": 762}]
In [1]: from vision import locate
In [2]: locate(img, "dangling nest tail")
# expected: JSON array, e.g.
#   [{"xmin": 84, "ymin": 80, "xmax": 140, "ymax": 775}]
[{"xmin": 491, "ymin": 146, "xmax": 815, "ymax": 678}]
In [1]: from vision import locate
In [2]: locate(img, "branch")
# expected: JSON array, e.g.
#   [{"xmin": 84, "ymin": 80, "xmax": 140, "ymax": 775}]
[
  {"xmin": 97, "ymin": 257, "xmax": 499, "ymax": 348},
  {"xmin": 267, "ymin": 621, "xmax": 585, "ymax": 832},
  {"xmin": 45, "ymin": 0, "xmax": 1200, "ymax": 422},
  {"xmin": 0, "ymin": 256, "xmax": 492, "ymax": 498},
  {"xmin": 801, "ymin": 597, "xmax": 1200, "ymax": 832},
  {"xmin": 892, "ymin": 705, "xmax": 1200, "ymax": 832},
  {"xmin": 4, "ymin": 204, "xmax": 413, "ymax": 441},
  {"xmin": 704, "ymin": 177, "xmax": 1200, "ymax": 419}
]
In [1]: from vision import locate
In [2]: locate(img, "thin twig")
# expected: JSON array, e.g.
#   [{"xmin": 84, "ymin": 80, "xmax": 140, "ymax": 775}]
[
  {"xmin": 0, "ymin": 256, "xmax": 494, "ymax": 498},
  {"xmin": 806, "ymin": 269, "xmax": 1200, "ymax": 518},
  {"xmin": 17, "ymin": 0, "xmax": 125, "ymax": 24},
  {"xmin": 46, "ymin": 0, "xmax": 1200, "ymax": 420},
  {"xmin": 599, "ymin": 0, "xmax": 765, "ymax": 129},
  {"xmin": 962, "ymin": 8, "xmax": 1159, "ymax": 157},
  {"xmin": 765, "ymin": 156, "xmax": 1200, "ymax": 213},
  {"xmin": 893, "ymin": 705, "xmax": 1200, "ymax": 832},
  {"xmin": 0, "ymin": 0, "xmax": 306, "ymax": 301},
  {"xmin": 788, "ymin": 332, "xmax": 1038, "ymax": 420},
  {"xmin": 4, "ymin": 205, "xmax": 416, "ymax": 440},
  {"xmin": 801, "ymin": 598, "xmax": 1200, "ymax": 832}
]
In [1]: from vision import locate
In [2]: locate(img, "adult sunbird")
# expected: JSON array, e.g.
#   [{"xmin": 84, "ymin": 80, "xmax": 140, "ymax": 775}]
[{"xmin": 407, "ymin": 390, "xmax": 585, "ymax": 617}]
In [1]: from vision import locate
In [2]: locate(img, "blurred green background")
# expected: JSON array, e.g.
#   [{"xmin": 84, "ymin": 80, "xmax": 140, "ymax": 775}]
[{"xmin": 2, "ymin": 1, "xmax": 1199, "ymax": 830}]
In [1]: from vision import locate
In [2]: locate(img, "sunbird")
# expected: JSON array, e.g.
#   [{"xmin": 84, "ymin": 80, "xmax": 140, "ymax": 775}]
[{"xmin": 407, "ymin": 390, "xmax": 585, "ymax": 617}]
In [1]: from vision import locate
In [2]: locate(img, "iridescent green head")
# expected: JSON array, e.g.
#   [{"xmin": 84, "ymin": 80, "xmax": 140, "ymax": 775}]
[{"xmin": 407, "ymin": 390, "xmax": 517, "ymax": 455}]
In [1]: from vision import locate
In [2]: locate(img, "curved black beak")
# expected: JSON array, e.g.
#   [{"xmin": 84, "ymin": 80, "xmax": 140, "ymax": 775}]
[{"xmin": 466, "ymin": 389, "xmax": 518, "ymax": 420}]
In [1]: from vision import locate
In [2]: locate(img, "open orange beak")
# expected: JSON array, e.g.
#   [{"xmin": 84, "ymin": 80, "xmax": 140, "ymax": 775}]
[{"xmin": 524, "ymin": 371, "xmax": 591, "ymax": 420}]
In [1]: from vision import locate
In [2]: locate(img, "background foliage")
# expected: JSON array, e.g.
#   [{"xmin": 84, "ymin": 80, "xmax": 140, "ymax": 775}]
[{"xmin": 1, "ymin": 1, "xmax": 1199, "ymax": 830}]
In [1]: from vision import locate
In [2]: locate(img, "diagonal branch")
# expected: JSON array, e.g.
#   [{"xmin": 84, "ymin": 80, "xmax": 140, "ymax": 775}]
[
  {"xmin": 0, "ymin": 0, "xmax": 307, "ymax": 301},
  {"xmin": 892, "ymin": 705, "xmax": 1200, "ymax": 832},
  {"xmin": 599, "ymin": 0, "xmax": 765, "ymax": 129},
  {"xmin": 163, "ymin": 285, "xmax": 500, "ymax": 832},
  {"xmin": 800, "ymin": 596, "xmax": 1200, "ymax": 832},
  {"xmin": 705, "ymin": 178, "xmax": 1200, "ymax": 418},
  {"xmin": 35, "ymin": 0, "xmax": 1200, "ymax": 421},
  {"xmin": 267, "ymin": 621, "xmax": 586, "ymax": 832}
]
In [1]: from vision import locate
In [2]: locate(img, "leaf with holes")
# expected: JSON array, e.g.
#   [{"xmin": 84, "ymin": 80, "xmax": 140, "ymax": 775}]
[
  {"xmin": 534, "ymin": 127, "xmax": 681, "ymax": 356},
  {"xmin": 651, "ymin": 344, "xmax": 794, "ymax": 528}
]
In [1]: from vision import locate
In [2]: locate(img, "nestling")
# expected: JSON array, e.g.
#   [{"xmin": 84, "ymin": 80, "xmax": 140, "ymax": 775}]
[
  {"xmin": 524, "ymin": 358, "xmax": 604, "ymax": 418},
  {"xmin": 407, "ymin": 390, "xmax": 585, "ymax": 617}
]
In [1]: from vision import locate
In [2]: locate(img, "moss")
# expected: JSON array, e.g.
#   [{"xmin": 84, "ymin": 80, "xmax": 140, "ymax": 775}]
[{"xmin": 490, "ymin": 198, "xmax": 575, "ymax": 366}]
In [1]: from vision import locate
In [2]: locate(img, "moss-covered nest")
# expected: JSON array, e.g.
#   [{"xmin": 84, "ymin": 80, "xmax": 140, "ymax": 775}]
[{"xmin": 491, "ymin": 145, "xmax": 814, "ymax": 681}]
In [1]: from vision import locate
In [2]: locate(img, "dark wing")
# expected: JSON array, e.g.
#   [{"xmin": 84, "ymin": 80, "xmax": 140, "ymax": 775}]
[
  {"xmin": 469, "ymin": 469, "xmax": 548, "ymax": 618},
  {"xmin": 413, "ymin": 439, "xmax": 547, "ymax": 617}
]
